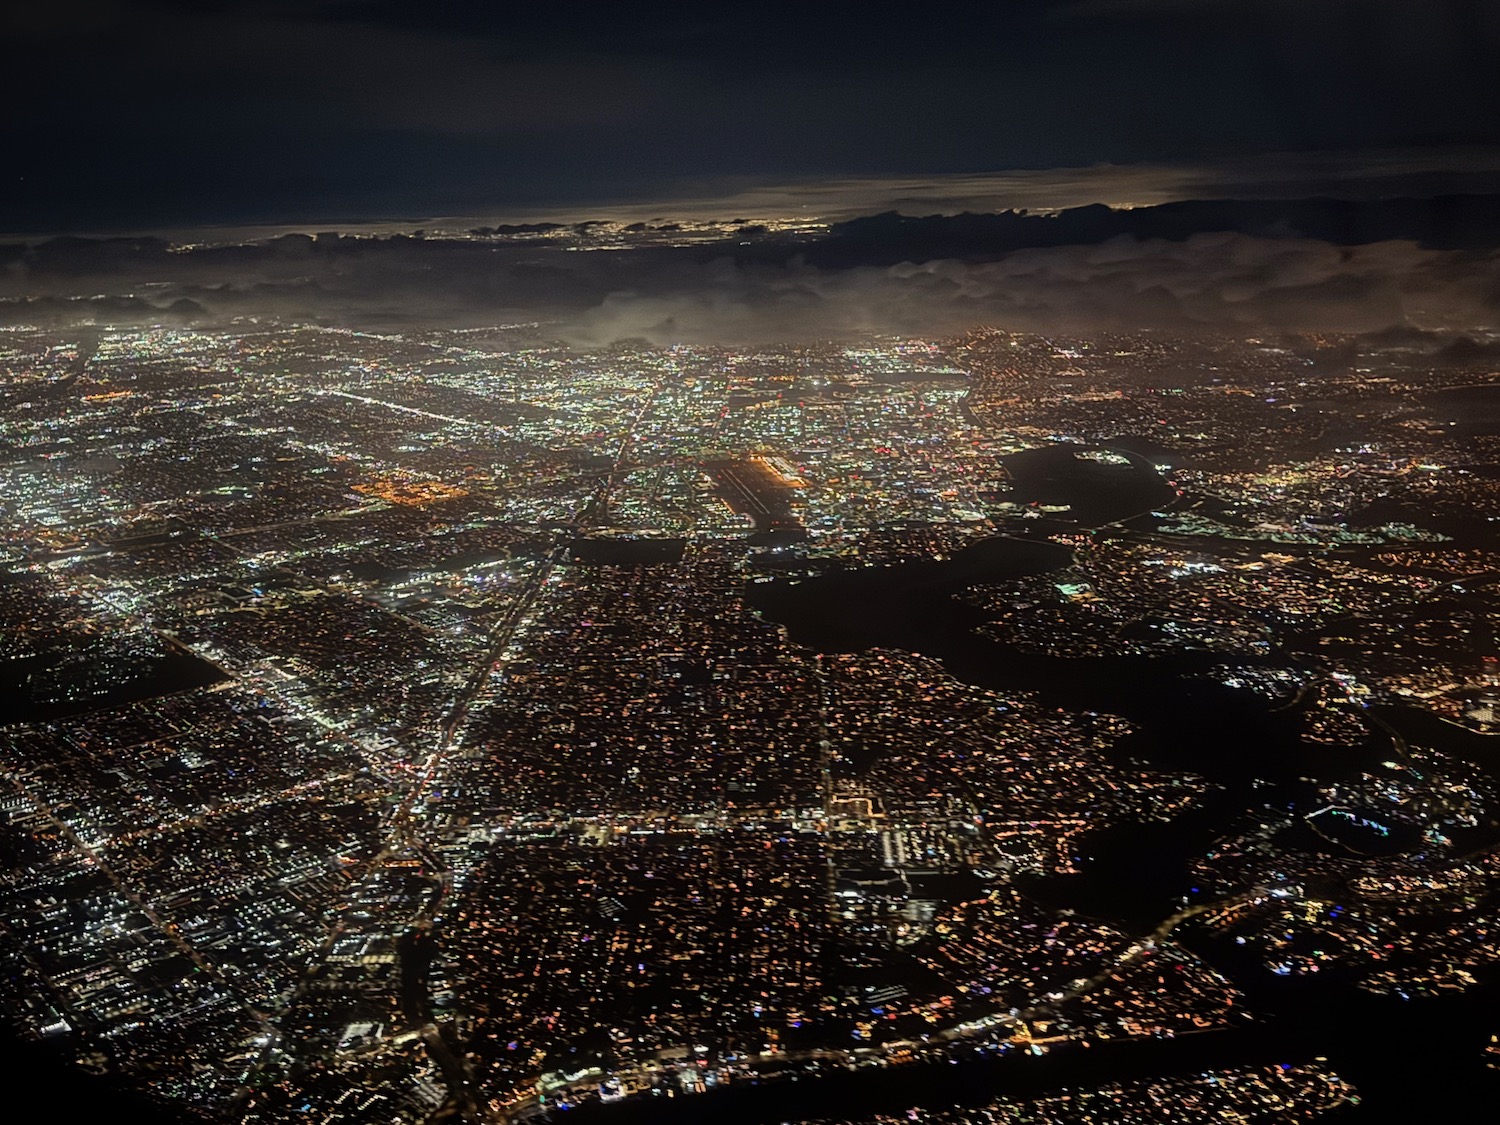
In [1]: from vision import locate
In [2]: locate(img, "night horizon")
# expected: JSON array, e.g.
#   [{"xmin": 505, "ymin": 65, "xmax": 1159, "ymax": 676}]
[
  {"xmin": 3, "ymin": 3, "xmax": 1500, "ymax": 1124},
  {"xmin": 6, "ymin": 0, "xmax": 1500, "ymax": 232}
]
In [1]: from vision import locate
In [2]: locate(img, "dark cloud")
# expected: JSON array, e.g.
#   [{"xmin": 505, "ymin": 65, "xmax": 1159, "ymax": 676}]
[
  {"xmin": 768, "ymin": 196, "xmax": 1500, "ymax": 269},
  {"xmin": 553, "ymin": 236, "xmax": 1498, "ymax": 345},
  {"xmin": 4, "ymin": 196, "xmax": 1499, "ymax": 345},
  {"xmin": 1432, "ymin": 334, "xmax": 1500, "ymax": 362},
  {"xmin": 1, "ymin": 0, "xmax": 122, "ymax": 37},
  {"xmin": 38, "ymin": 149, "xmax": 1500, "ymax": 247}
]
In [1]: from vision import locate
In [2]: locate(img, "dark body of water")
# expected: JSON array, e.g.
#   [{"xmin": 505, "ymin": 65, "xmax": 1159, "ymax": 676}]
[
  {"xmin": 729, "ymin": 529, "xmax": 1500, "ymax": 1123},
  {"xmin": 747, "ymin": 536, "xmax": 1381, "ymax": 790},
  {"xmin": 1000, "ymin": 444, "xmax": 1177, "ymax": 525},
  {"xmin": 1425, "ymin": 383, "xmax": 1500, "ymax": 437},
  {"xmin": 0, "ymin": 647, "xmax": 228, "ymax": 728},
  {"xmin": 0, "ymin": 1024, "xmax": 169, "ymax": 1120},
  {"xmin": 567, "ymin": 1025, "xmax": 1333, "ymax": 1125},
  {"xmin": 572, "ymin": 973, "xmax": 1500, "ymax": 1125}
]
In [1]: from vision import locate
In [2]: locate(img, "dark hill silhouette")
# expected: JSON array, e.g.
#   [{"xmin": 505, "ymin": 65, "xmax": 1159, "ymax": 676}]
[{"xmin": 775, "ymin": 194, "xmax": 1500, "ymax": 268}]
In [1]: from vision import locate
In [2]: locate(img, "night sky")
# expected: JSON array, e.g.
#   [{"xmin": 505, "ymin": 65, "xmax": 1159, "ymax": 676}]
[
  {"xmin": 6, "ymin": 0, "xmax": 1500, "ymax": 232},
  {"xmin": 4, "ymin": 7, "xmax": 1500, "ymax": 1119}
]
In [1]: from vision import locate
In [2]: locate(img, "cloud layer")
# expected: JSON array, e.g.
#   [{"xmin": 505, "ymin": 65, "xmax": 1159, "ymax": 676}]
[
  {"xmin": 4, "ymin": 196, "xmax": 1499, "ymax": 345},
  {"xmin": 557, "ymin": 235, "xmax": 1500, "ymax": 344}
]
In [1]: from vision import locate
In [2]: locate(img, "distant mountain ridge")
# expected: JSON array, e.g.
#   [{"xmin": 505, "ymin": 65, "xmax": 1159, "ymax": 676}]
[
  {"xmin": 5, "ymin": 194, "xmax": 1500, "ymax": 275},
  {"xmin": 780, "ymin": 194, "xmax": 1500, "ymax": 267}
]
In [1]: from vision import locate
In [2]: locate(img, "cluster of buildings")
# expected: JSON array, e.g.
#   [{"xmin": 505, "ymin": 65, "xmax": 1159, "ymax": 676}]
[
  {"xmin": 1, "ymin": 320, "xmax": 1497, "ymax": 1121},
  {"xmin": 800, "ymin": 1061, "xmax": 1356, "ymax": 1124}
]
